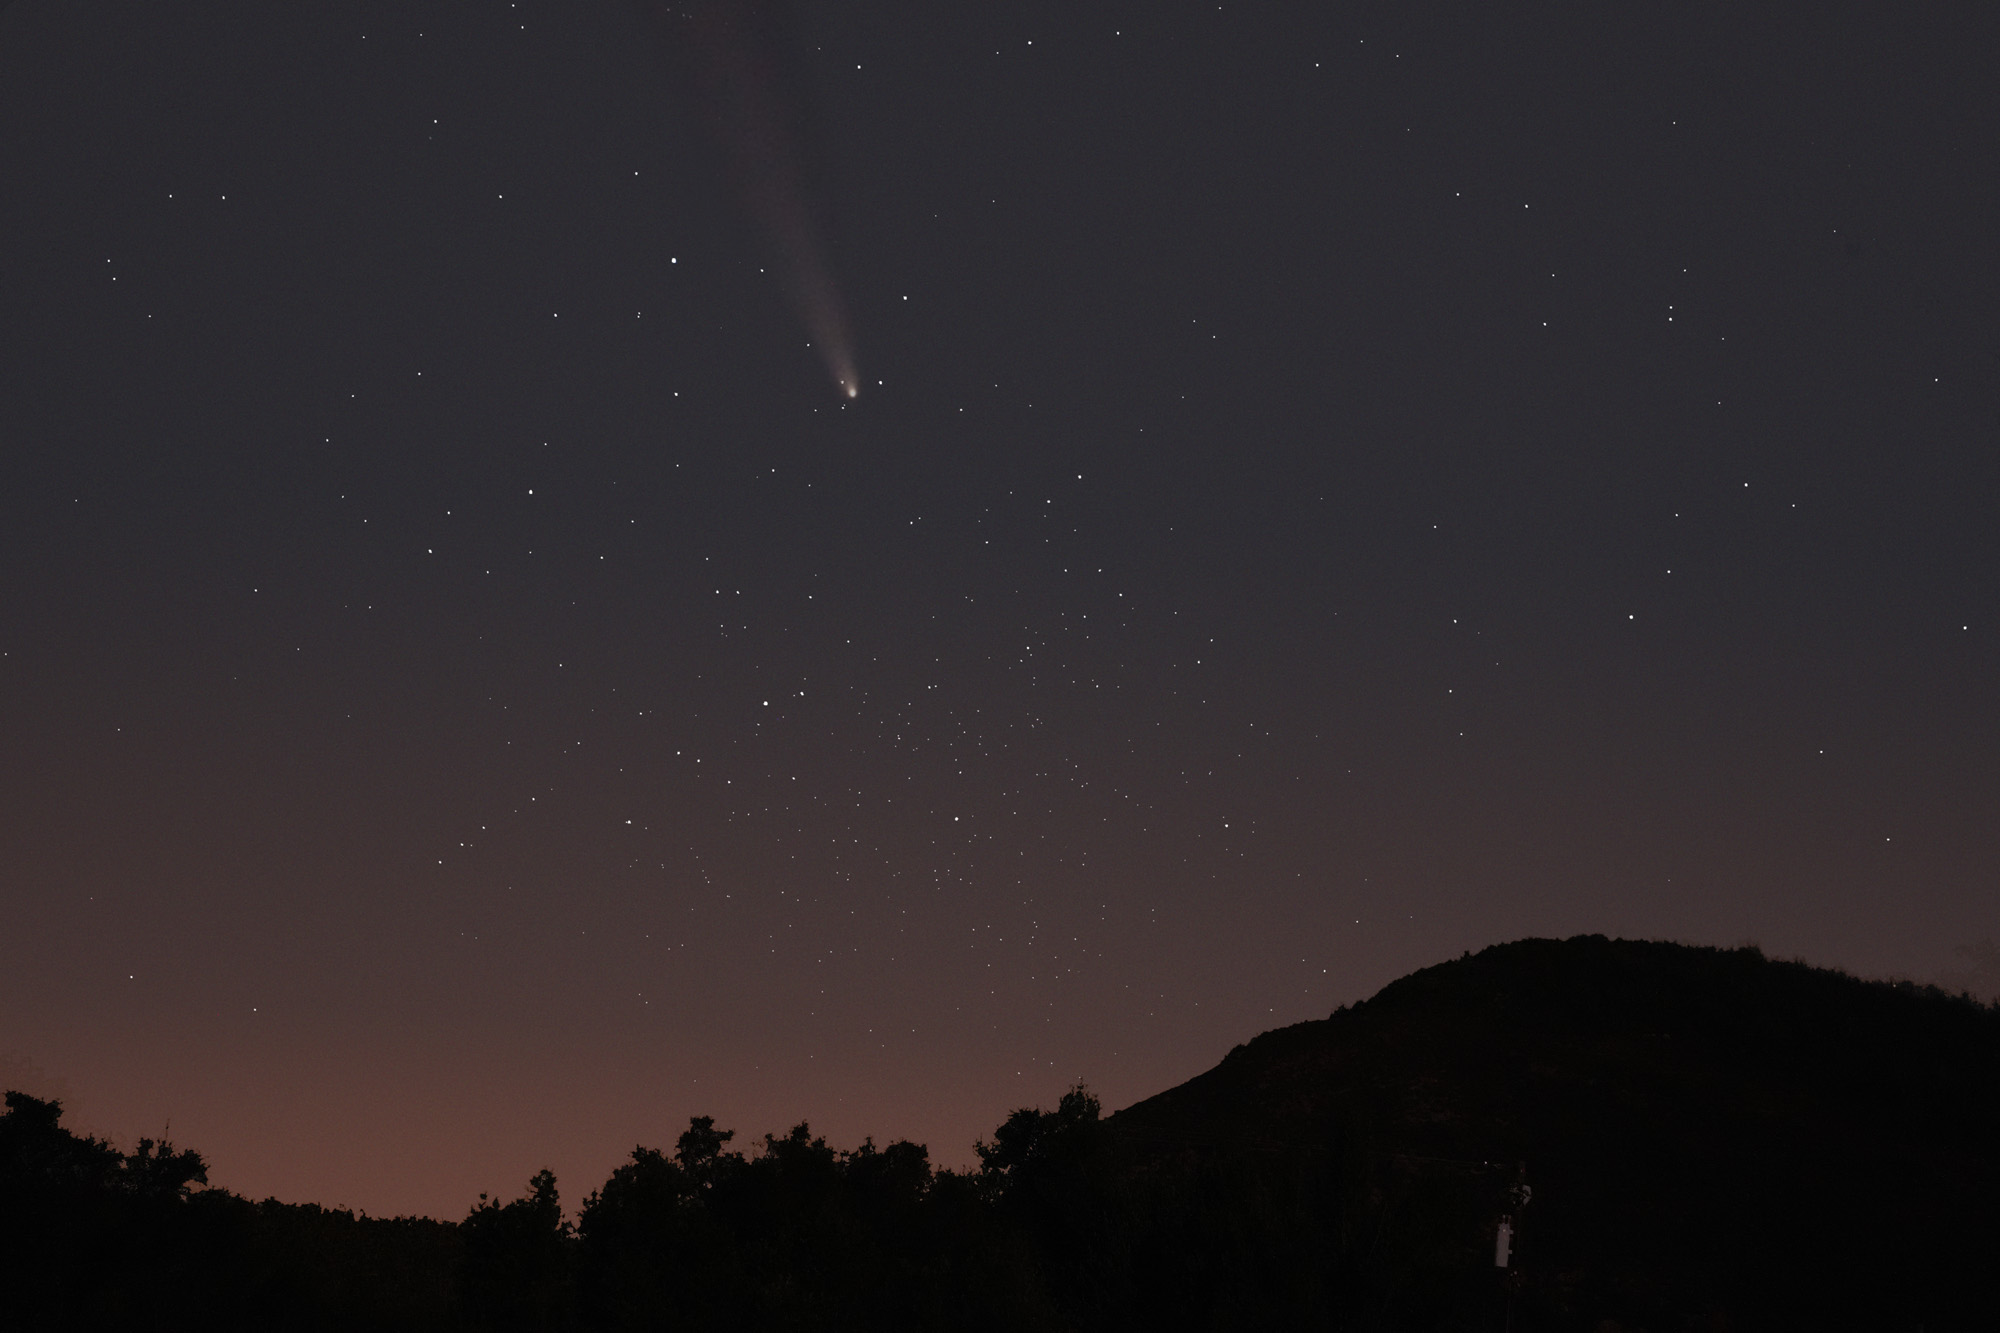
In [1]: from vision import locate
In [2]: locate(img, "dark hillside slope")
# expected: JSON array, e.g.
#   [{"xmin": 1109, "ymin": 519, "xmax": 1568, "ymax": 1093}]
[{"xmin": 1105, "ymin": 936, "xmax": 2000, "ymax": 1330}]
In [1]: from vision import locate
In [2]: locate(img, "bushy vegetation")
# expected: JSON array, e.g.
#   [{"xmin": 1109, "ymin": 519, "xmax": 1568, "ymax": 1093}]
[{"xmin": 6, "ymin": 937, "xmax": 1996, "ymax": 1330}]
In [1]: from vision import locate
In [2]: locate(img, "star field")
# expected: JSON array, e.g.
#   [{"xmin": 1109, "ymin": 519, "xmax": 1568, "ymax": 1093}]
[{"xmin": 0, "ymin": 0, "xmax": 1994, "ymax": 1218}]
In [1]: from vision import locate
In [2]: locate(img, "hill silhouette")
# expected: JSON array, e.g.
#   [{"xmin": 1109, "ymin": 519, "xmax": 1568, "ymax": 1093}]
[
  {"xmin": 5, "ymin": 935, "xmax": 1996, "ymax": 1331},
  {"xmin": 1101, "ymin": 936, "xmax": 2000, "ymax": 1330}
]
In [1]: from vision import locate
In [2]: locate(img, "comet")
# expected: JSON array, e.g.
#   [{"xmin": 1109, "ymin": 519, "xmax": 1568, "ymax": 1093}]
[{"xmin": 640, "ymin": 0, "xmax": 860, "ymax": 398}]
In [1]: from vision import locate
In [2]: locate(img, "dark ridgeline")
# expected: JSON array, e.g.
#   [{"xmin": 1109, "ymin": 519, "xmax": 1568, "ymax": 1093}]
[{"xmin": 5, "ymin": 937, "xmax": 1997, "ymax": 1331}]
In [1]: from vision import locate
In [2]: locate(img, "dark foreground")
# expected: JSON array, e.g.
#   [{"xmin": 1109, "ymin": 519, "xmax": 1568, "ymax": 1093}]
[{"xmin": 6, "ymin": 936, "xmax": 1996, "ymax": 1331}]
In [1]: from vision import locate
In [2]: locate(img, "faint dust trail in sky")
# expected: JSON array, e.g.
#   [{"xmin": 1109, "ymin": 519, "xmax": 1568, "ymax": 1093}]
[{"xmin": 673, "ymin": 0, "xmax": 859, "ymax": 398}]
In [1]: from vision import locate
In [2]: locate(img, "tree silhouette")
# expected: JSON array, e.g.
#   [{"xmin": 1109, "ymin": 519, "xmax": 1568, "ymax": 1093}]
[
  {"xmin": 976, "ymin": 1083, "xmax": 1103, "ymax": 1190},
  {"xmin": 122, "ymin": 1135, "xmax": 209, "ymax": 1200},
  {"xmin": 674, "ymin": 1114, "xmax": 739, "ymax": 1186},
  {"xmin": 459, "ymin": 1168, "xmax": 575, "ymax": 1332},
  {"xmin": 0, "ymin": 1090, "xmax": 123, "ymax": 1191}
]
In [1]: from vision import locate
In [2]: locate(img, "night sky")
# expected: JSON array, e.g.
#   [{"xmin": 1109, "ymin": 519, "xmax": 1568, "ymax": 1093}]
[{"xmin": 3, "ymin": 1, "xmax": 1995, "ymax": 1220}]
